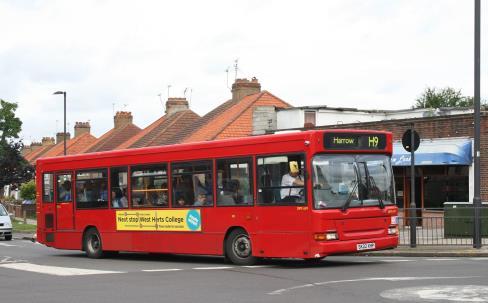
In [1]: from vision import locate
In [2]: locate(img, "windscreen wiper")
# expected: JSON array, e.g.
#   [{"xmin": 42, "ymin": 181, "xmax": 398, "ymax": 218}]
[
  {"xmin": 368, "ymin": 175, "xmax": 385, "ymax": 209},
  {"xmin": 341, "ymin": 180, "xmax": 358, "ymax": 212}
]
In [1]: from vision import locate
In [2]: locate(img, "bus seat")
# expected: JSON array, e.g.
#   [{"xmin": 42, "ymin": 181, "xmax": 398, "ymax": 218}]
[{"xmin": 218, "ymin": 194, "xmax": 235, "ymax": 205}]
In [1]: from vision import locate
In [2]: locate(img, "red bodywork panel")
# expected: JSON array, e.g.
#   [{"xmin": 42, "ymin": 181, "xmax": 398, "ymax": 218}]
[{"xmin": 36, "ymin": 130, "xmax": 398, "ymax": 259}]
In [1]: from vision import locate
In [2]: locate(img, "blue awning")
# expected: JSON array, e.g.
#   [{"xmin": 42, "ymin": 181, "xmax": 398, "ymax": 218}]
[{"xmin": 392, "ymin": 138, "xmax": 472, "ymax": 166}]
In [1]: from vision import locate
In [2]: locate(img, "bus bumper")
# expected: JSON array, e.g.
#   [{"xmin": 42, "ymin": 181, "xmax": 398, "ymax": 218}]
[{"xmin": 310, "ymin": 235, "xmax": 399, "ymax": 258}]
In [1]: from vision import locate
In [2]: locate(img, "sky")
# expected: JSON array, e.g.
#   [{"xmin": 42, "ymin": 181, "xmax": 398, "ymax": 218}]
[{"xmin": 1, "ymin": 0, "xmax": 487, "ymax": 144}]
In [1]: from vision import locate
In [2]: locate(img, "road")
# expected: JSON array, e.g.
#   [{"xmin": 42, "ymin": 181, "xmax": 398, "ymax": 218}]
[{"xmin": 1, "ymin": 238, "xmax": 488, "ymax": 303}]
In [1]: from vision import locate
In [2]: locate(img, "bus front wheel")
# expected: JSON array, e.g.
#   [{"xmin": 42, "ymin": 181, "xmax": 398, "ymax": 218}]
[
  {"xmin": 225, "ymin": 229, "xmax": 257, "ymax": 266},
  {"xmin": 84, "ymin": 228, "xmax": 105, "ymax": 259}
]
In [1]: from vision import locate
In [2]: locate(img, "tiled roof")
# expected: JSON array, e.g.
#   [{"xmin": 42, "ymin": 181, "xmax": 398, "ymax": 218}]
[
  {"xmin": 24, "ymin": 145, "xmax": 56, "ymax": 165},
  {"xmin": 117, "ymin": 110, "xmax": 200, "ymax": 149},
  {"xmin": 181, "ymin": 91, "xmax": 291, "ymax": 143},
  {"xmin": 83, "ymin": 123, "xmax": 141, "ymax": 153},
  {"xmin": 28, "ymin": 89, "xmax": 291, "ymax": 158},
  {"xmin": 39, "ymin": 133, "xmax": 97, "ymax": 159},
  {"xmin": 164, "ymin": 98, "xmax": 237, "ymax": 145}
]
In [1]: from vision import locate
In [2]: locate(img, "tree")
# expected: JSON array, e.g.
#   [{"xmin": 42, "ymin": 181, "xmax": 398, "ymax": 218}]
[
  {"xmin": 414, "ymin": 87, "xmax": 474, "ymax": 109},
  {"xmin": 0, "ymin": 99, "xmax": 34, "ymax": 196},
  {"xmin": 0, "ymin": 99, "xmax": 22, "ymax": 143},
  {"xmin": 19, "ymin": 180, "xmax": 36, "ymax": 201}
]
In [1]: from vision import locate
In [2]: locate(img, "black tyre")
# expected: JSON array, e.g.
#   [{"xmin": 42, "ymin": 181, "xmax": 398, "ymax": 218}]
[
  {"xmin": 84, "ymin": 228, "xmax": 105, "ymax": 259},
  {"xmin": 5, "ymin": 235, "xmax": 12, "ymax": 241},
  {"xmin": 225, "ymin": 229, "xmax": 257, "ymax": 266}
]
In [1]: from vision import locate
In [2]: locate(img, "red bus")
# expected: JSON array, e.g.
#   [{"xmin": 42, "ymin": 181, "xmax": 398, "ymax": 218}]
[{"xmin": 36, "ymin": 130, "xmax": 398, "ymax": 265}]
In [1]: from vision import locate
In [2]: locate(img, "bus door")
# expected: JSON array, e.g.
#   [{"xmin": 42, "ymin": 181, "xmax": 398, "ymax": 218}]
[
  {"xmin": 55, "ymin": 173, "xmax": 75, "ymax": 230},
  {"xmin": 255, "ymin": 154, "xmax": 311, "ymax": 257},
  {"xmin": 213, "ymin": 157, "xmax": 257, "ymax": 249},
  {"xmin": 41, "ymin": 173, "xmax": 56, "ymax": 237}
]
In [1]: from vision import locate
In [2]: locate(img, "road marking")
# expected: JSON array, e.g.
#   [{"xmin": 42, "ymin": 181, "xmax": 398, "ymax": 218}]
[
  {"xmin": 0, "ymin": 256, "xmax": 27, "ymax": 264},
  {"xmin": 381, "ymin": 285, "xmax": 488, "ymax": 302},
  {"xmin": 268, "ymin": 276, "xmax": 479, "ymax": 296},
  {"xmin": 193, "ymin": 266, "xmax": 234, "ymax": 270},
  {"xmin": 382, "ymin": 260, "xmax": 414, "ymax": 262},
  {"xmin": 241, "ymin": 265, "xmax": 273, "ymax": 268},
  {"xmin": 0, "ymin": 243, "xmax": 16, "ymax": 247},
  {"xmin": 424, "ymin": 258, "xmax": 458, "ymax": 261},
  {"xmin": 142, "ymin": 268, "xmax": 183, "ymax": 272},
  {"xmin": 0, "ymin": 263, "xmax": 125, "ymax": 276}
]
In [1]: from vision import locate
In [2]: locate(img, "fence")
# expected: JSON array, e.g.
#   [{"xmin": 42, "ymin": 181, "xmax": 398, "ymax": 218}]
[
  {"xmin": 1, "ymin": 202, "xmax": 36, "ymax": 220},
  {"xmin": 398, "ymin": 207, "xmax": 488, "ymax": 246}
]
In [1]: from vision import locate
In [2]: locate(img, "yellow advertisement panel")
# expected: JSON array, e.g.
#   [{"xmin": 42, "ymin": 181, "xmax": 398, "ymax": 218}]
[{"xmin": 116, "ymin": 209, "xmax": 201, "ymax": 231}]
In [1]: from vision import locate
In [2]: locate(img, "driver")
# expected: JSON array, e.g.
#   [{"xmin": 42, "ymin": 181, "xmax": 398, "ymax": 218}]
[{"xmin": 281, "ymin": 161, "xmax": 304, "ymax": 202}]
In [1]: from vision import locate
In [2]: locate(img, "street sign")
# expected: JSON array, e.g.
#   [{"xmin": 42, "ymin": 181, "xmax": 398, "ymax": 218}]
[{"xmin": 402, "ymin": 129, "xmax": 420, "ymax": 152}]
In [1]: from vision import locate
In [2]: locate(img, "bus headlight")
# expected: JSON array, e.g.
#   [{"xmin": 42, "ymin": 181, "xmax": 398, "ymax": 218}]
[{"xmin": 388, "ymin": 226, "xmax": 398, "ymax": 235}]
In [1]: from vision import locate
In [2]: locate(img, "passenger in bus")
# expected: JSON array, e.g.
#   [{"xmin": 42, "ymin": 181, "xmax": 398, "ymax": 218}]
[
  {"xmin": 154, "ymin": 185, "xmax": 168, "ymax": 206},
  {"xmin": 99, "ymin": 181, "xmax": 108, "ymax": 202},
  {"xmin": 156, "ymin": 194, "xmax": 168, "ymax": 206},
  {"xmin": 59, "ymin": 180, "xmax": 72, "ymax": 201},
  {"xmin": 175, "ymin": 195, "xmax": 187, "ymax": 207},
  {"xmin": 194, "ymin": 193, "xmax": 210, "ymax": 206},
  {"xmin": 280, "ymin": 161, "xmax": 304, "ymax": 202},
  {"xmin": 194, "ymin": 174, "xmax": 212, "ymax": 198},
  {"xmin": 112, "ymin": 188, "xmax": 128, "ymax": 208}
]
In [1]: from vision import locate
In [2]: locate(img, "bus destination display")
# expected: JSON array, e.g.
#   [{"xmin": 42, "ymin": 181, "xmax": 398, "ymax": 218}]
[{"xmin": 324, "ymin": 133, "xmax": 387, "ymax": 150}]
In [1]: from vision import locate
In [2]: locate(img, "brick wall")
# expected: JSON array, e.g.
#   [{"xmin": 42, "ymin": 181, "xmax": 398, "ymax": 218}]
[{"xmin": 315, "ymin": 113, "xmax": 488, "ymax": 200}]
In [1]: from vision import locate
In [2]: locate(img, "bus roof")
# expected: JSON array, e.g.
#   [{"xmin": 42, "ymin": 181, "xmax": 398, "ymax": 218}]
[{"xmin": 36, "ymin": 129, "xmax": 392, "ymax": 166}]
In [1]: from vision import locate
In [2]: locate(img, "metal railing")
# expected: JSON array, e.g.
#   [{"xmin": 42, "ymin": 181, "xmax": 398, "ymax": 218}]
[{"xmin": 398, "ymin": 207, "xmax": 488, "ymax": 246}]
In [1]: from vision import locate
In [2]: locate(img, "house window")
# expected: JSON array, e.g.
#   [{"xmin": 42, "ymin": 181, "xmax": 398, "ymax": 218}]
[{"xmin": 304, "ymin": 111, "xmax": 316, "ymax": 127}]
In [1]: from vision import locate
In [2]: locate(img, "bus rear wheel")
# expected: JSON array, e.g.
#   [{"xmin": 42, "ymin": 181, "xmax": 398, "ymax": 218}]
[
  {"xmin": 225, "ymin": 229, "xmax": 257, "ymax": 266},
  {"xmin": 84, "ymin": 228, "xmax": 105, "ymax": 259}
]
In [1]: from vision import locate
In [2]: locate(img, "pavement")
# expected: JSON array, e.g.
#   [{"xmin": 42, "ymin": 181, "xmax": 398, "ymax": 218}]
[
  {"xmin": 13, "ymin": 232, "xmax": 36, "ymax": 241},
  {"xmin": 358, "ymin": 245, "xmax": 488, "ymax": 257}
]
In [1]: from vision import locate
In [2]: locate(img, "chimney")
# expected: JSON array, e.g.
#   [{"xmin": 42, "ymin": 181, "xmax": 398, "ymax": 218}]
[
  {"xmin": 232, "ymin": 77, "xmax": 261, "ymax": 102},
  {"xmin": 56, "ymin": 132, "xmax": 71, "ymax": 144},
  {"xmin": 30, "ymin": 141, "xmax": 42, "ymax": 151},
  {"xmin": 74, "ymin": 122, "xmax": 91, "ymax": 137},
  {"xmin": 41, "ymin": 137, "xmax": 55, "ymax": 146},
  {"xmin": 114, "ymin": 111, "xmax": 133, "ymax": 129},
  {"xmin": 165, "ymin": 97, "xmax": 189, "ymax": 115}
]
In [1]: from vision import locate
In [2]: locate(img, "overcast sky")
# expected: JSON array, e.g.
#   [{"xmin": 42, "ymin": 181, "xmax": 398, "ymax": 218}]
[{"xmin": 1, "ymin": 0, "xmax": 487, "ymax": 144}]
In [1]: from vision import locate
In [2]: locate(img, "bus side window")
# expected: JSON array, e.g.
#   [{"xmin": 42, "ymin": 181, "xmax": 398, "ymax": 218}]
[
  {"xmin": 257, "ymin": 154, "xmax": 306, "ymax": 205},
  {"xmin": 172, "ymin": 160, "xmax": 213, "ymax": 207},
  {"xmin": 131, "ymin": 164, "xmax": 168, "ymax": 208},
  {"xmin": 43, "ymin": 173, "xmax": 54, "ymax": 203},
  {"xmin": 216, "ymin": 158, "xmax": 253, "ymax": 206},
  {"xmin": 75, "ymin": 170, "xmax": 108, "ymax": 209},
  {"xmin": 110, "ymin": 167, "xmax": 128, "ymax": 209},
  {"xmin": 57, "ymin": 174, "xmax": 72, "ymax": 202}
]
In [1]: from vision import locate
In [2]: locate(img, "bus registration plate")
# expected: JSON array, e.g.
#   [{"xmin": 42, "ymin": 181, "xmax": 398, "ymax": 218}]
[{"xmin": 357, "ymin": 242, "xmax": 375, "ymax": 251}]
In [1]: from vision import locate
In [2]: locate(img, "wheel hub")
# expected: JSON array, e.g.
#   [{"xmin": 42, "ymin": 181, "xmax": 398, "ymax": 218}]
[{"xmin": 233, "ymin": 236, "xmax": 251, "ymax": 258}]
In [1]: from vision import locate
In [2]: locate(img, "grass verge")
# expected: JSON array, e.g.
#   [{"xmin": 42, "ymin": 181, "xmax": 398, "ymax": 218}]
[{"xmin": 12, "ymin": 219, "xmax": 37, "ymax": 233}]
